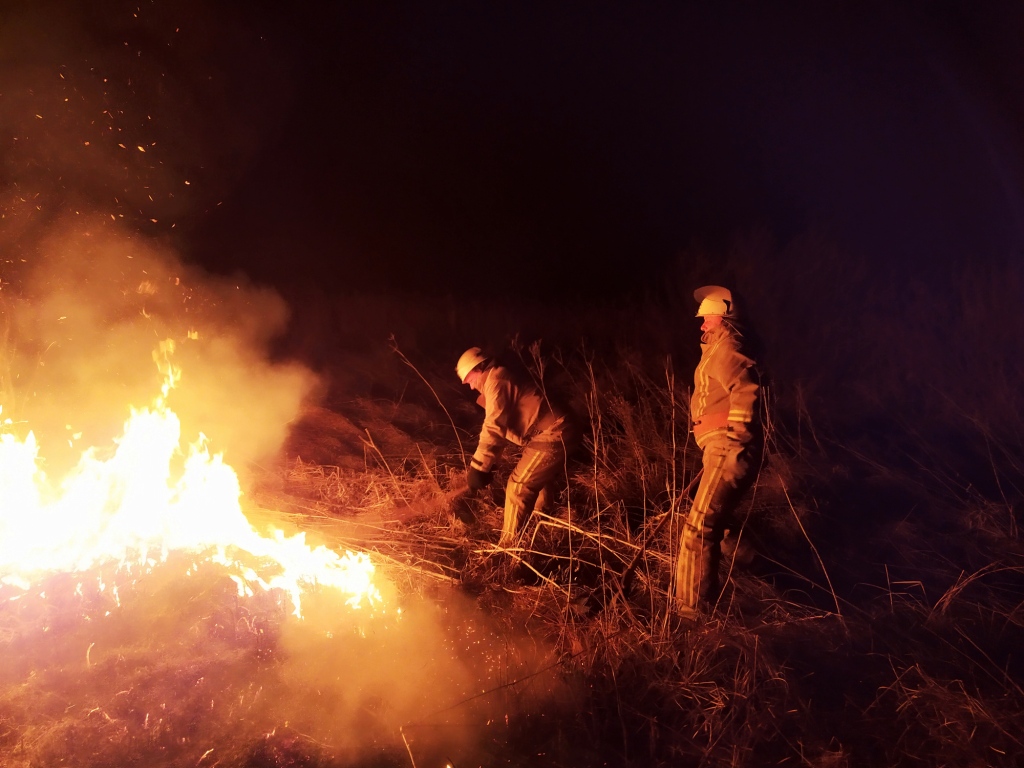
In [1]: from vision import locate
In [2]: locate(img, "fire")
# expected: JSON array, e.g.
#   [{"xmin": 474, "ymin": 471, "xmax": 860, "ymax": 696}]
[{"xmin": 0, "ymin": 341, "xmax": 382, "ymax": 617}]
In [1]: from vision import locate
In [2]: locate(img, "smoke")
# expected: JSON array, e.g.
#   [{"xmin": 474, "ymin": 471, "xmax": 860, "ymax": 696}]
[
  {"xmin": 0, "ymin": 5, "xmax": 571, "ymax": 764},
  {"xmin": 5, "ymin": 564, "xmax": 571, "ymax": 765},
  {"xmin": 0, "ymin": 216, "xmax": 571, "ymax": 760},
  {"xmin": 0, "ymin": 0, "xmax": 310, "ymax": 475},
  {"xmin": 0, "ymin": 214, "xmax": 316, "ymax": 481},
  {"xmin": 266, "ymin": 588, "xmax": 569, "ymax": 763}
]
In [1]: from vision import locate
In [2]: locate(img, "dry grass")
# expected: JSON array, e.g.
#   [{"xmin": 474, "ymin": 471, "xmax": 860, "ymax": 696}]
[
  {"xmin": 5, "ymin": 243, "xmax": 1024, "ymax": 766},
  {"xmin": 324, "ymin": 319, "xmax": 1024, "ymax": 768}
]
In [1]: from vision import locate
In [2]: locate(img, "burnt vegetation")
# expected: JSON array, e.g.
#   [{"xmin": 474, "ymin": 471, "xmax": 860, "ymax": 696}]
[{"xmin": 3, "ymin": 236, "xmax": 1024, "ymax": 768}]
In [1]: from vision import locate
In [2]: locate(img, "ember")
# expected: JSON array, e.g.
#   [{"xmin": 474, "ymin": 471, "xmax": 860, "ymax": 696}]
[{"xmin": 0, "ymin": 341, "xmax": 383, "ymax": 618}]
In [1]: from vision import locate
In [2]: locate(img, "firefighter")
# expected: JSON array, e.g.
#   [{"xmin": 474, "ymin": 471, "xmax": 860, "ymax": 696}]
[
  {"xmin": 456, "ymin": 347, "xmax": 578, "ymax": 547},
  {"xmin": 675, "ymin": 286, "xmax": 762, "ymax": 619}
]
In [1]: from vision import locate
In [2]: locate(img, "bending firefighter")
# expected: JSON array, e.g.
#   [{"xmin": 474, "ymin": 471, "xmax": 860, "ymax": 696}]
[
  {"xmin": 675, "ymin": 286, "xmax": 762, "ymax": 618},
  {"xmin": 456, "ymin": 347, "xmax": 578, "ymax": 547}
]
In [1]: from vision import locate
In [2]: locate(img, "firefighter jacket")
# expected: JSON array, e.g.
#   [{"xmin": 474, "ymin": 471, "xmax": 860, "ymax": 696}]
[
  {"xmin": 470, "ymin": 364, "xmax": 559, "ymax": 472},
  {"xmin": 691, "ymin": 322, "xmax": 760, "ymax": 448}
]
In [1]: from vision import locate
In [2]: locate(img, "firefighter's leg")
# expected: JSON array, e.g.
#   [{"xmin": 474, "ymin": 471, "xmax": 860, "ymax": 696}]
[
  {"xmin": 534, "ymin": 485, "xmax": 553, "ymax": 514},
  {"xmin": 719, "ymin": 443, "xmax": 762, "ymax": 565},
  {"xmin": 536, "ymin": 423, "xmax": 580, "ymax": 516},
  {"xmin": 674, "ymin": 440, "xmax": 743, "ymax": 613},
  {"xmin": 499, "ymin": 439, "xmax": 565, "ymax": 546},
  {"xmin": 534, "ymin": 445, "xmax": 573, "ymax": 515}
]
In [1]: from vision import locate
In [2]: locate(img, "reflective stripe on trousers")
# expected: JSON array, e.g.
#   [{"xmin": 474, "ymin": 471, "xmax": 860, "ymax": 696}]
[
  {"xmin": 500, "ymin": 433, "xmax": 571, "ymax": 546},
  {"xmin": 674, "ymin": 432, "xmax": 755, "ymax": 610}
]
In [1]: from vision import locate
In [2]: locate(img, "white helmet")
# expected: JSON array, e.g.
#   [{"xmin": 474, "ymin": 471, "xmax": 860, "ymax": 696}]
[
  {"xmin": 693, "ymin": 285, "xmax": 736, "ymax": 317},
  {"xmin": 456, "ymin": 347, "xmax": 489, "ymax": 383}
]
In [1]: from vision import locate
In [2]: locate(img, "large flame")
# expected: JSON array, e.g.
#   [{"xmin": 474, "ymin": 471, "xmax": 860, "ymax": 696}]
[{"xmin": 0, "ymin": 340, "xmax": 381, "ymax": 617}]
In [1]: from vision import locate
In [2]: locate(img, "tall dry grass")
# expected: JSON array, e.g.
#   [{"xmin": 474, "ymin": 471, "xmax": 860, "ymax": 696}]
[
  {"xmin": 4, "ymin": 228, "xmax": 1022, "ymax": 766},
  {"xmin": 270, "ymin": 228, "xmax": 1024, "ymax": 765}
]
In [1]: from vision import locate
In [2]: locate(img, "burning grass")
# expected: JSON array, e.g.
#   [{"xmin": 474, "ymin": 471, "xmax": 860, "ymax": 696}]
[
  {"xmin": 6, "ymin": 327, "xmax": 1020, "ymax": 766},
  {"xmin": 0, "ymin": 540, "xmax": 572, "ymax": 767},
  {"xmin": 4, "ymin": 251, "xmax": 1024, "ymax": 765}
]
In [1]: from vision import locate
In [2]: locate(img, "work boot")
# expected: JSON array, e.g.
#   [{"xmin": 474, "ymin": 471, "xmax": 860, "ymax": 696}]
[{"xmin": 672, "ymin": 598, "xmax": 701, "ymax": 628}]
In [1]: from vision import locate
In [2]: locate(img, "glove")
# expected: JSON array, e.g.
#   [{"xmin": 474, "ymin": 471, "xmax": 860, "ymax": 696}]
[{"xmin": 467, "ymin": 467, "xmax": 493, "ymax": 491}]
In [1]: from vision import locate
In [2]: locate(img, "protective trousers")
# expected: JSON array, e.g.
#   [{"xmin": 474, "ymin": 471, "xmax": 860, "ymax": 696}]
[
  {"xmin": 499, "ymin": 422, "xmax": 575, "ymax": 547},
  {"xmin": 674, "ymin": 431, "xmax": 758, "ymax": 614}
]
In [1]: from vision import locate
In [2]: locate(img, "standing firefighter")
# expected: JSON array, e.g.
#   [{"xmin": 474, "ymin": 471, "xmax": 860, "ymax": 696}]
[
  {"xmin": 456, "ymin": 347, "xmax": 577, "ymax": 547},
  {"xmin": 675, "ymin": 286, "xmax": 762, "ymax": 619}
]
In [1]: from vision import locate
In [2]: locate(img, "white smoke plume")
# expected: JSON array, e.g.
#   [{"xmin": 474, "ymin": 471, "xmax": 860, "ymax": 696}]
[
  {"xmin": 0, "ymin": 214, "xmax": 316, "ymax": 481},
  {"xmin": 0, "ymin": 0, "xmax": 309, "ymax": 476}
]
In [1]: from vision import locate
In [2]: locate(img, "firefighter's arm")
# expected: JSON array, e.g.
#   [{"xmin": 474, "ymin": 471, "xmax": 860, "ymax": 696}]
[
  {"xmin": 471, "ymin": 377, "xmax": 511, "ymax": 471},
  {"xmin": 715, "ymin": 345, "xmax": 759, "ymax": 443}
]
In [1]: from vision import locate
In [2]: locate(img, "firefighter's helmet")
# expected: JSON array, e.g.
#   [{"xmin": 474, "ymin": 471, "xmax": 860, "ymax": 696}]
[
  {"xmin": 694, "ymin": 285, "xmax": 736, "ymax": 318},
  {"xmin": 456, "ymin": 347, "xmax": 489, "ymax": 383}
]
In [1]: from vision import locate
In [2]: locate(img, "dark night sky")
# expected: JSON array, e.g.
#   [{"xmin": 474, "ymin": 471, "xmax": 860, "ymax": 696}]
[{"xmin": 6, "ymin": 1, "xmax": 1024, "ymax": 300}]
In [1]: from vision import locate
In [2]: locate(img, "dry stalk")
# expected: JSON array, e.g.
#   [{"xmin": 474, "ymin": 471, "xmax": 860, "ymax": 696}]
[
  {"xmin": 779, "ymin": 479, "xmax": 843, "ymax": 623},
  {"xmin": 389, "ymin": 335, "xmax": 468, "ymax": 470},
  {"xmin": 361, "ymin": 429, "xmax": 408, "ymax": 502},
  {"xmin": 399, "ymin": 725, "xmax": 417, "ymax": 768}
]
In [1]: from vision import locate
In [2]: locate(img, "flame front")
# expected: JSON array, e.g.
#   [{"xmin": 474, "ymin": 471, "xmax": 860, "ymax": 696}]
[{"xmin": 0, "ymin": 343, "xmax": 381, "ymax": 617}]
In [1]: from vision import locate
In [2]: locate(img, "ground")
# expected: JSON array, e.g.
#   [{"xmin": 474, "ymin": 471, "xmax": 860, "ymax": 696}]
[{"xmin": 3, "ymin": 294, "xmax": 1024, "ymax": 767}]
